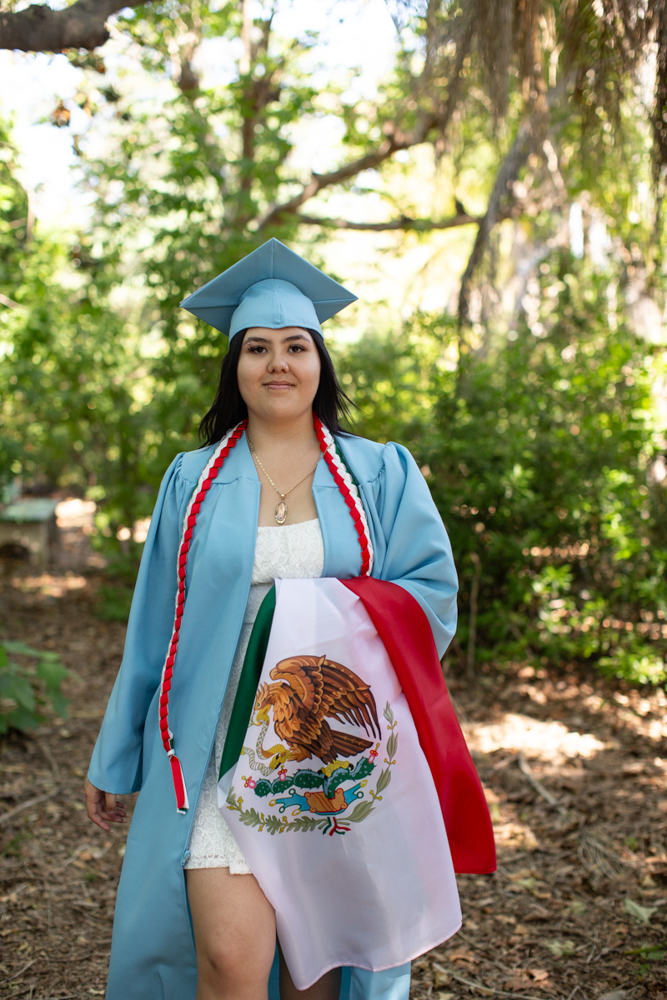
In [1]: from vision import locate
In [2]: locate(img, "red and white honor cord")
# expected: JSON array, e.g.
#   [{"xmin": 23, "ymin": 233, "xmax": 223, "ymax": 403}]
[
  {"xmin": 158, "ymin": 420, "xmax": 247, "ymax": 813},
  {"xmin": 314, "ymin": 416, "xmax": 374, "ymax": 577},
  {"xmin": 159, "ymin": 416, "xmax": 373, "ymax": 813}
]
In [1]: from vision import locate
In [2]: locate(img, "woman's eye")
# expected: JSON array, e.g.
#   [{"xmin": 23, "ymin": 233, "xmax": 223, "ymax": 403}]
[{"xmin": 288, "ymin": 344, "xmax": 305, "ymax": 352}]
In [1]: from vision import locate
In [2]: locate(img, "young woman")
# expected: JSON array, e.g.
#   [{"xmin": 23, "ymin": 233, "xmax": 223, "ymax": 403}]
[{"xmin": 85, "ymin": 240, "xmax": 493, "ymax": 1000}]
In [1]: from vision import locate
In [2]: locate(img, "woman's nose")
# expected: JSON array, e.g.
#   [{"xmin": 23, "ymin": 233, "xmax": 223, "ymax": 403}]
[{"xmin": 268, "ymin": 351, "xmax": 289, "ymax": 372}]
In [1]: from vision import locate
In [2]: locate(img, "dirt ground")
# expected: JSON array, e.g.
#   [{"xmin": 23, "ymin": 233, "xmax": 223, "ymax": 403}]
[{"xmin": 0, "ymin": 524, "xmax": 666, "ymax": 1000}]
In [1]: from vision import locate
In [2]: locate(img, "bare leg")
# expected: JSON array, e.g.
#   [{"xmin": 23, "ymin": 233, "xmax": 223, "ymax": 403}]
[
  {"xmin": 187, "ymin": 868, "xmax": 276, "ymax": 1000},
  {"xmin": 279, "ymin": 947, "xmax": 341, "ymax": 1000}
]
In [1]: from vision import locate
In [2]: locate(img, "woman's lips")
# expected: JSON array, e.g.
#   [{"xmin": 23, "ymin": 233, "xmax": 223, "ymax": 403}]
[{"xmin": 264, "ymin": 381, "xmax": 294, "ymax": 389}]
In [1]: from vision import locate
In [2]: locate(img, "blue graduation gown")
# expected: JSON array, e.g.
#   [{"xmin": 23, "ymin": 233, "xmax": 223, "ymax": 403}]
[{"xmin": 88, "ymin": 432, "xmax": 458, "ymax": 1000}]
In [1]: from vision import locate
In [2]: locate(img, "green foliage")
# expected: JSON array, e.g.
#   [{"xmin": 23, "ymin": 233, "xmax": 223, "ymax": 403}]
[
  {"xmin": 2, "ymin": 2, "xmax": 667, "ymax": 691},
  {"xmin": 0, "ymin": 121, "xmax": 157, "ymax": 528},
  {"xmin": 92, "ymin": 548, "xmax": 143, "ymax": 622},
  {"xmin": 0, "ymin": 641, "xmax": 68, "ymax": 734},
  {"xmin": 94, "ymin": 583, "xmax": 135, "ymax": 623},
  {"xmin": 338, "ymin": 253, "xmax": 667, "ymax": 684}
]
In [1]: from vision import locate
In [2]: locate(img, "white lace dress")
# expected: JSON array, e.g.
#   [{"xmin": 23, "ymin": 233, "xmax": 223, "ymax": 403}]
[{"xmin": 185, "ymin": 518, "xmax": 325, "ymax": 872}]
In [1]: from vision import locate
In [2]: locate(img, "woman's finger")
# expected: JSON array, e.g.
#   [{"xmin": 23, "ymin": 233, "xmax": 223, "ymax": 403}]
[
  {"xmin": 85, "ymin": 780, "xmax": 126, "ymax": 831},
  {"xmin": 105, "ymin": 792, "xmax": 126, "ymax": 821}
]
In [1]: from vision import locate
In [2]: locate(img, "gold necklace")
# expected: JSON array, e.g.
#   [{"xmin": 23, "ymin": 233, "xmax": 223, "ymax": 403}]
[{"xmin": 247, "ymin": 436, "xmax": 320, "ymax": 525}]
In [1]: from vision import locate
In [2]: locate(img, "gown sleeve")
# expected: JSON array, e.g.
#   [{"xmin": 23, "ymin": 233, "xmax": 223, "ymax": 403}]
[
  {"xmin": 87, "ymin": 454, "xmax": 190, "ymax": 794},
  {"xmin": 371, "ymin": 442, "xmax": 458, "ymax": 658}
]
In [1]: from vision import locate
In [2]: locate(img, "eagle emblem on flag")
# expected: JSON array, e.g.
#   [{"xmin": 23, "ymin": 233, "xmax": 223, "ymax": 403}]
[
  {"xmin": 254, "ymin": 653, "xmax": 381, "ymax": 764},
  {"xmin": 227, "ymin": 653, "xmax": 397, "ymax": 836}
]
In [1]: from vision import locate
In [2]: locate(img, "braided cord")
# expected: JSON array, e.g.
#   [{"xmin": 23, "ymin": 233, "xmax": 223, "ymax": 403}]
[
  {"xmin": 158, "ymin": 420, "xmax": 247, "ymax": 813},
  {"xmin": 314, "ymin": 416, "xmax": 374, "ymax": 577},
  {"xmin": 160, "ymin": 415, "xmax": 373, "ymax": 813}
]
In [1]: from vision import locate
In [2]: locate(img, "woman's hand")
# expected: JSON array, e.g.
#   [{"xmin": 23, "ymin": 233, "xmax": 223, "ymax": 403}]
[{"xmin": 85, "ymin": 779, "xmax": 127, "ymax": 832}]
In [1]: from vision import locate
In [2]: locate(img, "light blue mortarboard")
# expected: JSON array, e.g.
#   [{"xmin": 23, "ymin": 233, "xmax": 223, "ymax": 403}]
[{"xmin": 180, "ymin": 238, "xmax": 357, "ymax": 340}]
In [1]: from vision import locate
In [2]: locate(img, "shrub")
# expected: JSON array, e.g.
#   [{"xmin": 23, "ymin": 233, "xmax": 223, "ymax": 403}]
[
  {"xmin": 337, "ymin": 256, "xmax": 667, "ymax": 685},
  {"xmin": 0, "ymin": 641, "xmax": 68, "ymax": 734}
]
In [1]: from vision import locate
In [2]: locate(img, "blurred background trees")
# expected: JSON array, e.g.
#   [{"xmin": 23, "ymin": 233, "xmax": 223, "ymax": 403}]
[{"xmin": 1, "ymin": 0, "xmax": 666, "ymax": 685}]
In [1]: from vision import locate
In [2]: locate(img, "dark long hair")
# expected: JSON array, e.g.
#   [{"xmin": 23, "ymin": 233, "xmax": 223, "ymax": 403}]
[{"xmin": 199, "ymin": 329, "xmax": 354, "ymax": 446}]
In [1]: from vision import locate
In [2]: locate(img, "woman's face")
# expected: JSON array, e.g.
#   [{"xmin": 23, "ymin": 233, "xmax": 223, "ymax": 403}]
[{"xmin": 237, "ymin": 326, "xmax": 321, "ymax": 425}]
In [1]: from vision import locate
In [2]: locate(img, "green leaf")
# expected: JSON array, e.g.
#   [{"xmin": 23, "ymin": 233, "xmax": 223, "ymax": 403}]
[
  {"xmin": 239, "ymin": 807, "xmax": 265, "ymax": 829},
  {"xmin": 0, "ymin": 639, "xmax": 67, "ymax": 733},
  {"xmin": 285, "ymin": 815, "xmax": 327, "ymax": 833},
  {"xmin": 624, "ymin": 898, "xmax": 657, "ymax": 925},
  {"xmin": 626, "ymin": 945, "xmax": 666, "ymax": 960},
  {"xmin": 6, "ymin": 675, "xmax": 36, "ymax": 711},
  {"xmin": 2, "ymin": 641, "xmax": 42, "ymax": 657},
  {"xmin": 543, "ymin": 939, "xmax": 576, "ymax": 958},
  {"xmin": 48, "ymin": 691, "xmax": 69, "ymax": 719},
  {"xmin": 37, "ymin": 657, "xmax": 67, "ymax": 690},
  {"xmin": 8, "ymin": 706, "xmax": 40, "ymax": 731},
  {"xmin": 375, "ymin": 767, "xmax": 392, "ymax": 793},
  {"xmin": 347, "ymin": 800, "xmax": 374, "ymax": 823}
]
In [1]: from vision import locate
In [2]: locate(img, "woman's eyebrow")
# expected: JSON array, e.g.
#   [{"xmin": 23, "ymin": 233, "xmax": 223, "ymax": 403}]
[{"xmin": 244, "ymin": 334, "xmax": 310, "ymax": 345}]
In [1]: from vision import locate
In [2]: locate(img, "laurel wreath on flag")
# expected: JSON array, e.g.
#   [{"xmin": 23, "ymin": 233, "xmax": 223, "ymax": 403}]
[{"xmin": 226, "ymin": 702, "xmax": 398, "ymax": 836}]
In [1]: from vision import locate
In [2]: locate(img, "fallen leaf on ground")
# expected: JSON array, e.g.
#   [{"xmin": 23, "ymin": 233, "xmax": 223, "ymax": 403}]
[
  {"xmin": 504, "ymin": 973, "xmax": 532, "ymax": 990},
  {"xmin": 543, "ymin": 939, "xmax": 576, "ymax": 957},
  {"xmin": 447, "ymin": 949, "xmax": 477, "ymax": 964},
  {"xmin": 434, "ymin": 969, "xmax": 450, "ymax": 987},
  {"xmin": 529, "ymin": 969, "xmax": 550, "ymax": 981},
  {"xmin": 623, "ymin": 897, "xmax": 657, "ymax": 924}
]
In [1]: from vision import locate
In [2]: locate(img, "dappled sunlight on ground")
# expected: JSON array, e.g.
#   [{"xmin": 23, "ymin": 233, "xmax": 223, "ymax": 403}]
[
  {"xmin": 10, "ymin": 573, "xmax": 87, "ymax": 599},
  {"xmin": 464, "ymin": 713, "xmax": 606, "ymax": 762}
]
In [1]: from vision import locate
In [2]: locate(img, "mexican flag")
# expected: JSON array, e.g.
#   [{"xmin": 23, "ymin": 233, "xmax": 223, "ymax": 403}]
[{"xmin": 218, "ymin": 577, "xmax": 495, "ymax": 990}]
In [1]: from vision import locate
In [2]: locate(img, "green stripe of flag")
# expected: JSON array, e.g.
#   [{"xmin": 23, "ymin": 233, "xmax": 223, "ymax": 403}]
[{"xmin": 219, "ymin": 585, "xmax": 276, "ymax": 781}]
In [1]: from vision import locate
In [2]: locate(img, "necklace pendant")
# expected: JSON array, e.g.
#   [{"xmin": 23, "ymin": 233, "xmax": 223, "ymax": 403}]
[{"xmin": 275, "ymin": 501, "xmax": 287, "ymax": 525}]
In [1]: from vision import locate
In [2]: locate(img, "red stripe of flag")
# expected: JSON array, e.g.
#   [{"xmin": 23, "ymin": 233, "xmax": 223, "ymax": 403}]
[{"xmin": 343, "ymin": 577, "xmax": 496, "ymax": 875}]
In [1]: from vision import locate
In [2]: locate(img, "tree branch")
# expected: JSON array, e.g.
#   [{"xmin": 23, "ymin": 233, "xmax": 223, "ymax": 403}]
[
  {"xmin": 457, "ymin": 74, "xmax": 571, "ymax": 326},
  {"xmin": 257, "ymin": 113, "xmax": 451, "ymax": 231},
  {"xmin": 457, "ymin": 117, "xmax": 534, "ymax": 325},
  {"xmin": 0, "ymin": 0, "xmax": 147, "ymax": 53},
  {"xmin": 254, "ymin": 5, "xmax": 474, "ymax": 232},
  {"xmin": 294, "ymin": 211, "xmax": 481, "ymax": 232}
]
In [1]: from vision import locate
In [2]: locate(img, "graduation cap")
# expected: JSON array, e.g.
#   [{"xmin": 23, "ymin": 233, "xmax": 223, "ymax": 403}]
[{"xmin": 180, "ymin": 238, "xmax": 357, "ymax": 339}]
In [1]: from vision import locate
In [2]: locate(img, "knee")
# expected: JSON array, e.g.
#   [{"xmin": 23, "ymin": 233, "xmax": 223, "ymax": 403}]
[
  {"xmin": 199, "ymin": 938, "xmax": 243, "ymax": 981},
  {"xmin": 198, "ymin": 937, "xmax": 273, "ymax": 990}
]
